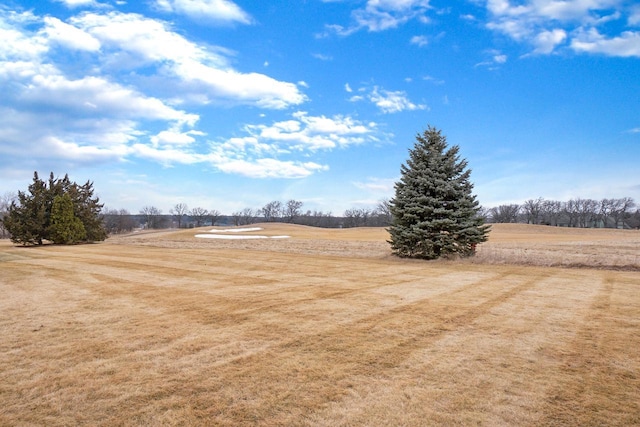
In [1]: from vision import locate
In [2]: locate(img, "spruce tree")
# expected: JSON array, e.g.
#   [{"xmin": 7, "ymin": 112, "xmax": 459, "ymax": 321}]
[
  {"xmin": 48, "ymin": 193, "xmax": 87, "ymax": 244},
  {"xmin": 388, "ymin": 126, "xmax": 490, "ymax": 259}
]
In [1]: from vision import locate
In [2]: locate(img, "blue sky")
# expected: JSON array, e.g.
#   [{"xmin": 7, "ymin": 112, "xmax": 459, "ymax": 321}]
[{"xmin": 1, "ymin": 0, "xmax": 639, "ymax": 215}]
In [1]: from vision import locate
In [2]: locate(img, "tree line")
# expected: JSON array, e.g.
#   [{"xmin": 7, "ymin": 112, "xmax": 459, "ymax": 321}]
[
  {"xmin": 484, "ymin": 197, "xmax": 638, "ymax": 228},
  {"xmin": 2, "ymin": 180, "xmax": 638, "ymax": 243},
  {"xmin": 3, "ymin": 183, "xmax": 638, "ymax": 241},
  {"xmin": 99, "ymin": 200, "xmax": 393, "ymax": 234}
]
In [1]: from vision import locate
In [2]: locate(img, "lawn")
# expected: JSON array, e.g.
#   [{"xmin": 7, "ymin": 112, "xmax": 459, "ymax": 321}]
[{"xmin": 1, "ymin": 224, "xmax": 639, "ymax": 425}]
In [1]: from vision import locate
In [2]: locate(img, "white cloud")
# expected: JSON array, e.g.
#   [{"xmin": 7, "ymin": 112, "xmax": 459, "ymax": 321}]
[
  {"xmin": 42, "ymin": 17, "xmax": 101, "ymax": 52},
  {"xmin": 42, "ymin": 136, "xmax": 129, "ymax": 162},
  {"xmin": 483, "ymin": 0, "xmax": 636, "ymax": 56},
  {"xmin": 151, "ymin": 129, "xmax": 206, "ymax": 146},
  {"xmin": 353, "ymin": 177, "xmax": 396, "ymax": 193},
  {"xmin": 131, "ymin": 143, "xmax": 208, "ymax": 166},
  {"xmin": 423, "ymin": 75, "xmax": 444, "ymax": 84},
  {"xmin": 410, "ymin": 35, "xmax": 429, "ymax": 46},
  {"xmin": 533, "ymin": 28, "xmax": 567, "ymax": 54},
  {"xmin": 367, "ymin": 86, "xmax": 427, "ymax": 113},
  {"xmin": 117, "ymin": 111, "xmax": 380, "ymax": 178},
  {"xmin": 493, "ymin": 53, "xmax": 508, "ymax": 63},
  {"xmin": 357, "ymin": 0, "xmax": 432, "ymax": 31},
  {"xmin": 240, "ymin": 111, "xmax": 376, "ymax": 151},
  {"xmin": 22, "ymin": 74, "xmax": 198, "ymax": 125},
  {"xmin": 54, "ymin": 0, "xmax": 102, "ymax": 8},
  {"xmin": 475, "ymin": 48, "xmax": 508, "ymax": 68},
  {"xmin": 215, "ymin": 158, "xmax": 328, "ymax": 179},
  {"xmin": 571, "ymin": 28, "xmax": 640, "ymax": 57},
  {"xmin": 72, "ymin": 11, "xmax": 306, "ymax": 108},
  {"xmin": 0, "ymin": 106, "xmax": 136, "ymax": 166},
  {"xmin": 533, "ymin": 0, "xmax": 619, "ymax": 21},
  {"xmin": 154, "ymin": 0, "xmax": 252, "ymax": 24},
  {"xmin": 0, "ymin": 13, "xmax": 48, "ymax": 60},
  {"xmin": 630, "ymin": 6, "xmax": 640, "ymax": 25},
  {"xmin": 0, "ymin": 67, "xmax": 196, "ymax": 166},
  {"xmin": 325, "ymin": 0, "xmax": 432, "ymax": 35},
  {"xmin": 0, "ymin": 10, "xmax": 203, "ymax": 168},
  {"xmin": 486, "ymin": 0, "xmax": 620, "ymax": 22},
  {"xmin": 71, "ymin": 12, "xmax": 225, "ymax": 66},
  {"xmin": 0, "ymin": 8, "xmax": 373, "ymax": 180},
  {"xmin": 312, "ymin": 53, "xmax": 333, "ymax": 61},
  {"xmin": 175, "ymin": 63, "xmax": 307, "ymax": 109}
]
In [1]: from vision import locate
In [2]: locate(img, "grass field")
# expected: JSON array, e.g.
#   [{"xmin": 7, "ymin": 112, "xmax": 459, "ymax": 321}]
[{"xmin": 1, "ymin": 224, "xmax": 639, "ymax": 426}]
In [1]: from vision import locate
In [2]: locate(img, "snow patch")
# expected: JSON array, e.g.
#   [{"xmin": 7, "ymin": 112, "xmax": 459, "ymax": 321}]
[
  {"xmin": 195, "ymin": 227, "xmax": 290, "ymax": 240},
  {"xmin": 209, "ymin": 227, "xmax": 264, "ymax": 233},
  {"xmin": 195, "ymin": 234, "xmax": 290, "ymax": 240}
]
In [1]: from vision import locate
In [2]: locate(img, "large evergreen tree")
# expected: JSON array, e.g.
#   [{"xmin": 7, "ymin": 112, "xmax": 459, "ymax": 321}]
[
  {"xmin": 388, "ymin": 126, "xmax": 490, "ymax": 259},
  {"xmin": 48, "ymin": 193, "xmax": 87, "ymax": 244},
  {"xmin": 2, "ymin": 172, "xmax": 106, "ymax": 245}
]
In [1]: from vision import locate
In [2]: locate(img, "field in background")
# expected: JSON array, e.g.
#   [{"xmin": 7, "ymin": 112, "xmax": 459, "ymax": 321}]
[{"xmin": 1, "ymin": 224, "xmax": 639, "ymax": 425}]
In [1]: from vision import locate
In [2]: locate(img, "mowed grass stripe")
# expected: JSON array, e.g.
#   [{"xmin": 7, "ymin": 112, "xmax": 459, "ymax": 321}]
[
  {"xmin": 539, "ymin": 272, "xmax": 640, "ymax": 426},
  {"xmin": 306, "ymin": 270, "xmax": 611, "ymax": 426},
  {"xmin": 168, "ymin": 270, "xmax": 547, "ymax": 424}
]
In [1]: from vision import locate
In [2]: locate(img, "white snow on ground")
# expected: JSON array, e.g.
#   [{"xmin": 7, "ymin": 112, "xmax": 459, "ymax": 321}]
[
  {"xmin": 195, "ymin": 227, "xmax": 290, "ymax": 239},
  {"xmin": 208, "ymin": 227, "xmax": 264, "ymax": 233},
  {"xmin": 195, "ymin": 234, "xmax": 290, "ymax": 240}
]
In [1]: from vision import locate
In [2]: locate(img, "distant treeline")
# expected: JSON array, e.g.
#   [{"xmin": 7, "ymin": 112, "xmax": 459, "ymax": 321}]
[
  {"xmin": 101, "ymin": 196, "xmax": 640, "ymax": 234},
  {"xmin": 3, "ymin": 194, "xmax": 638, "ymax": 239},
  {"xmin": 99, "ymin": 200, "xmax": 393, "ymax": 234},
  {"xmin": 483, "ymin": 197, "xmax": 639, "ymax": 229}
]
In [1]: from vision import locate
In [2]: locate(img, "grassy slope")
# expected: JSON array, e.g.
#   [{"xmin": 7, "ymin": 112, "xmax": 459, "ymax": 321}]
[{"xmin": 1, "ymin": 224, "xmax": 639, "ymax": 426}]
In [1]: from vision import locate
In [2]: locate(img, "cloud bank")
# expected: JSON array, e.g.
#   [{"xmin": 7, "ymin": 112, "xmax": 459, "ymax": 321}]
[{"xmin": 484, "ymin": 0, "xmax": 640, "ymax": 56}]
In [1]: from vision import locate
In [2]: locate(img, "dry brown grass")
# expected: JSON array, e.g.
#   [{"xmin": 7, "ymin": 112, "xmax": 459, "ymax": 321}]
[
  {"xmin": 1, "ymin": 223, "xmax": 639, "ymax": 426},
  {"xmin": 473, "ymin": 224, "xmax": 640, "ymax": 270}
]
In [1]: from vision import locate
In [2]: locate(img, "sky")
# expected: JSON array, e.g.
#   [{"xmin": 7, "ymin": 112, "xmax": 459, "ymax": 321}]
[{"xmin": 1, "ymin": 0, "xmax": 639, "ymax": 216}]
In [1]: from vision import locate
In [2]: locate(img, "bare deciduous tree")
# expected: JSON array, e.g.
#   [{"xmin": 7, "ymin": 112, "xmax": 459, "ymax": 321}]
[
  {"xmin": 343, "ymin": 208, "xmax": 374, "ymax": 227},
  {"xmin": 599, "ymin": 198, "xmax": 615, "ymax": 227},
  {"xmin": 261, "ymin": 201, "xmax": 282, "ymax": 222},
  {"xmin": 0, "ymin": 192, "xmax": 17, "ymax": 238},
  {"xmin": 284, "ymin": 200, "xmax": 303, "ymax": 223},
  {"xmin": 563, "ymin": 199, "xmax": 579, "ymax": 227},
  {"xmin": 140, "ymin": 206, "xmax": 164, "ymax": 229},
  {"xmin": 232, "ymin": 208, "xmax": 256, "ymax": 226},
  {"xmin": 103, "ymin": 208, "xmax": 136, "ymax": 234},
  {"xmin": 209, "ymin": 209, "xmax": 221, "ymax": 226},
  {"xmin": 541, "ymin": 200, "xmax": 563, "ymax": 226},
  {"xmin": 482, "ymin": 196, "xmax": 635, "ymax": 228},
  {"xmin": 374, "ymin": 199, "xmax": 392, "ymax": 226},
  {"xmin": 576, "ymin": 198, "xmax": 599, "ymax": 228},
  {"xmin": 489, "ymin": 204, "xmax": 520, "ymax": 223},
  {"xmin": 171, "ymin": 203, "xmax": 189, "ymax": 228},
  {"xmin": 298, "ymin": 210, "xmax": 336, "ymax": 227},
  {"xmin": 190, "ymin": 207, "xmax": 209, "ymax": 227},
  {"xmin": 523, "ymin": 198, "xmax": 543, "ymax": 224},
  {"xmin": 611, "ymin": 197, "xmax": 635, "ymax": 228}
]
